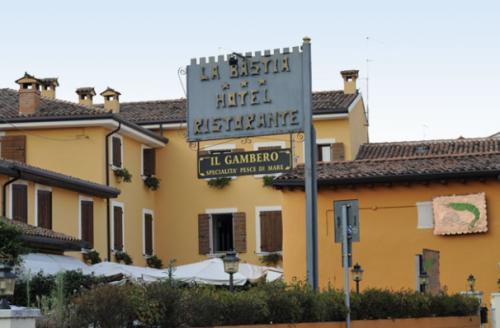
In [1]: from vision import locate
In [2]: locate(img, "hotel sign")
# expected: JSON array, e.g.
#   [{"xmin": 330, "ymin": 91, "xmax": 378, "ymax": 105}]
[
  {"xmin": 198, "ymin": 148, "xmax": 292, "ymax": 179},
  {"xmin": 187, "ymin": 46, "xmax": 306, "ymax": 141}
]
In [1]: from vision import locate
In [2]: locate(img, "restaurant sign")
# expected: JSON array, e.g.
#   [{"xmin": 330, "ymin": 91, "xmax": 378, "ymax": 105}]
[
  {"xmin": 186, "ymin": 46, "xmax": 306, "ymax": 141},
  {"xmin": 198, "ymin": 148, "xmax": 292, "ymax": 179}
]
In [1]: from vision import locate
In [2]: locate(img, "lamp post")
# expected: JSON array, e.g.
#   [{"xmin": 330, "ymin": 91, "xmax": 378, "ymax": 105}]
[
  {"xmin": 0, "ymin": 262, "xmax": 16, "ymax": 309},
  {"xmin": 222, "ymin": 251, "xmax": 240, "ymax": 292},
  {"xmin": 467, "ymin": 274, "xmax": 476, "ymax": 292},
  {"xmin": 419, "ymin": 271, "xmax": 429, "ymax": 293},
  {"xmin": 351, "ymin": 263, "xmax": 364, "ymax": 294}
]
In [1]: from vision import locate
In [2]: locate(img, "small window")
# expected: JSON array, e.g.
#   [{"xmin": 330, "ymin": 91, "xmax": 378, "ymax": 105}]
[
  {"xmin": 111, "ymin": 136, "xmax": 122, "ymax": 168},
  {"xmin": 144, "ymin": 212, "xmax": 153, "ymax": 256},
  {"xmin": 37, "ymin": 189, "xmax": 52, "ymax": 229},
  {"xmin": 259, "ymin": 210, "xmax": 283, "ymax": 253},
  {"xmin": 11, "ymin": 184, "xmax": 27, "ymax": 223},
  {"xmin": 80, "ymin": 200, "xmax": 94, "ymax": 248},
  {"xmin": 416, "ymin": 202, "xmax": 434, "ymax": 229},
  {"xmin": 317, "ymin": 144, "xmax": 332, "ymax": 162},
  {"xmin": 113, "ymin": 205, "xmax": 124, "ymax": 251},
  {"xmin": 142, "ymin": 148, "xmax": 156, "ymax": 176}
]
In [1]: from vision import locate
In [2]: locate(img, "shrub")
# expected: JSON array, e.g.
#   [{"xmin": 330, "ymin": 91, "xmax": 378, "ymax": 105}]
[
  {"xmin": 146, "ymin": 255, "xmax": 163, "ymax": 269},
  {"xmin": 144, "ymin": 175, "xmax": 160, "ymax": 190},
  {"xmin": 207, "ymin": 177, "xmax": 231, "ymax": 189},
  {"xmin": 0, "ymin": 219, "xmax": 27, "ymax": 265},
  {"xmin": 113, "ymin": 167, "xmax": 132, "ymax": 182}
]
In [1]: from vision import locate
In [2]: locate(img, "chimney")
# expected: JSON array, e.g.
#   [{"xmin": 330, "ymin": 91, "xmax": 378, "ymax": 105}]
[
  {"xmin": 340, "ymin": 70, "xmax": 359, "ymax": 94},
  {"xmin": 76, "ymin": 87, "xmax": 96, "ymax": 107},
  {"xmin": 100, "ymin": 87, "xmax": 121, "ymax": 113},
  {"xmin": 40, "ymin": 78, "xmax": 59, "ymax": 99},
  {"xmin": 15, "ymin": 73, "xmax": 41, "ymax": 115}
]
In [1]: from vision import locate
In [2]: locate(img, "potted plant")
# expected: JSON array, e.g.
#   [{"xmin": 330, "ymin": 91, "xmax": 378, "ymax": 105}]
[
  {"xmin": 145, "ymin": 255, "xmax": 163, "ymax": 269},
  {"xmin": 262, "ymin": 175, "xmax": 275, "ymax": 187},
  {"xmin": 113, "ymin": 167, "xmax": 132, "ymax": 183},
  {"xmin": 207, "ymin": 177, "xmax": 231, "ymax": 189},
  {"xmin": 144, "ymin": 175, "xmax": 160, "ymax": 190},
  {"xmin": 114, "ymin": 251, "xmax": 133, "ymax": 265},
  {"xmin": 82, "ymin": 249, "xmax": 102, "ymax": 265},
  {"xmin": 260, "ymin": 252, "xmax": 283, "ymax": 266}
]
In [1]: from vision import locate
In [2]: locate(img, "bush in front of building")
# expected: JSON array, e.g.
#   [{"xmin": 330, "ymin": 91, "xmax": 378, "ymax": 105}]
[{"xmin": 0, "ymin": 219, "xmax": 27, "ymax": 265}]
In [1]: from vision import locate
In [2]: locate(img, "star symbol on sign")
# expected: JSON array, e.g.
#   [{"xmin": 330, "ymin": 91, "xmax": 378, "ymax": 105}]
[
  {"xmin": 240, "ymin": 80, "xmax": 248, "ymax": 88},
  {"xmin": 258, "ymin": 79, "xmax": 266, "ymax": 86},
  {"xmin": 222, "ymin": 83, "xmax": 230, "ymax": 90}
]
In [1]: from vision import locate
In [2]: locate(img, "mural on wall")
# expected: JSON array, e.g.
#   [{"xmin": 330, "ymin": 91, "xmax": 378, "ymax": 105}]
[{"xmin": 433, "ymin": 192, "xmax": 487, "ymax": 235}]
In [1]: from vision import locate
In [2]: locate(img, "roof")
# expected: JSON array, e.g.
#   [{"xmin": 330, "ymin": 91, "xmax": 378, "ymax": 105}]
[
  {"xmin": 0, "ymin": 159, "xmax": 120, "ymax": 198},
  {"xmin": 113, "ymin": 90, "xmax": 359, "ymax": 125},
  {"xmin": 1, "ymin": 217, "xmax": 87, "ymax": 251},
  {"xmin": 0, "ymin": 88, "xmax": 167, "ymax": 144},
  {"xmin": 274, "ymin": 138, "xmax": 500, "ymax": 188},
  {"xmin": 356, "ymin": 137, "xmax": 500, "ymax": 160}
]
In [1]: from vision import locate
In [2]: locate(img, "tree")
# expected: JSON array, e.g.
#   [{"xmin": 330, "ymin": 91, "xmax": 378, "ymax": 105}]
[{"xmin": 0, "ymin": 219, "xmax": 27, "ymax": 265}]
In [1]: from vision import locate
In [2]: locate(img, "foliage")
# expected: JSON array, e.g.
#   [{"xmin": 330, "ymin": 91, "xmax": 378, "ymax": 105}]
[
  {"xmin": 27, "ymin": 281, "xmax": 480, "ymax": 327},
  {"xmin": 144, "ymin": 175, "xmax": 161, "ymax": 190},
  {"xmin": 82, "ymin": 249, "xmax": 101, "ymax": 264},
  {"xmin": 0, "ymin": 219, "xmax": 27, "ymax": 265},
  {"xmin": 262, "ymin": 175, "xmax": 275, "ymax": 187},
  {"xmin": 260, "ymin": 252, "xmax": 283, "ymax": 266},
  {"xmin": 115, "ymin": 251, "xmax": 133, "ymax": 265},
  {"xmin": 146, "ymin": 255, "xmax": 163, "ymax": 269},
  {"xmin": 207, "ymin": 177, "xmax": 231, "ymax": 189},
  {"xmin": 113, "ymin": 167, "xmax": 132, "ymax": 182}
]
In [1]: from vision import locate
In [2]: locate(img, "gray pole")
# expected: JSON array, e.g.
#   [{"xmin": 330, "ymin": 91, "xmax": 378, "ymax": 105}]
[
  {"xmin": 342, "ymin": 205, "xmax": 351, "ymax": 328},
  {"xmin": 302, "ymin": 37, "xmax": 318, "ymax": 290}
]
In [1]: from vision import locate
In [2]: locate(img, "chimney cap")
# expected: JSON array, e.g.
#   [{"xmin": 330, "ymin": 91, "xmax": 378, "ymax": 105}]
[
  {"xmin": 340, "ymin": 70, "xmax": 359, "ymax": 79},
  {"xmin": 40, "ymin": 78, "xmax": 59, "ymax": 88},
  {"xmin": 76, "ymin": 87, "xmax": 96, "ymax": 96},
  {"xmin": 15, "ymin": 72, "xmax": 42, "ymax": 86},
  {"xmin": 100, "ymin": 87, "xmax": 121, "ymax": 97}
]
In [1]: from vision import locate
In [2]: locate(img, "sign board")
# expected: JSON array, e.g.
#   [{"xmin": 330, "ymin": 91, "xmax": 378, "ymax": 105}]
[
  {"xmin": 334, "ymin": 200, "xmax": 360, "ymax": 243},
  {"xmin": 186, "ymin": 46, "xmax": 306, "ymax": 141},
  {"xmin": 198, "ymin": 149, "xmax": 292, "ymax": 179}
]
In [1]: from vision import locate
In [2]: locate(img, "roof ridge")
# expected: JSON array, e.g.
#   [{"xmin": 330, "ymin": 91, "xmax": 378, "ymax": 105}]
[
  {"xmin": 354, "ymin": 152, "xmax": 500, "ymax": 163},
  {"xmin": 362, "ymin": 137, "xmax": 497, "ymax": 146}
]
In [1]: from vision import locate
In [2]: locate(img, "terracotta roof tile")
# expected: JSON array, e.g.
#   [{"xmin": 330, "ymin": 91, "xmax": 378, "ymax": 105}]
[{"xmin": 0, "ymin": 217, "xmax": 82, "ymax": 243}]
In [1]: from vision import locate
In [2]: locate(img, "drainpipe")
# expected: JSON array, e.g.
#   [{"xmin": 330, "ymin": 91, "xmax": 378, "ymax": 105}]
[
  {"xmin": 2, "ymin": 169, "xmax": 21, "ymax": 217},
  {"xmin": 105, "ymin": 122, "xmax": 121, "ymax": 261}
]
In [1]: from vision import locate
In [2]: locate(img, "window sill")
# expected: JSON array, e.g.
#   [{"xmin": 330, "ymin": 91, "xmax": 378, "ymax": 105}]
[{"xmin": 256, "ymin": 251, "xmax": 283, "ymax": 256}]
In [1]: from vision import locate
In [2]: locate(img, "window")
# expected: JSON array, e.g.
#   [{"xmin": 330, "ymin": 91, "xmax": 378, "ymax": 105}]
[
  {"xmin": 317, "ymin": 144, "xmax": 332, "ymax": 161},
  {"xmin": 111, "ymin": 136, "xmax": 122, "ymax": 168},
  {"xmin": 80, "ymin": 198, "xmax": 94, "ymax": 249},
  {"xmin": 37, "ymin": 189, "xmax": 52, "ymax": 229},
  {"xmin": 11, "ymin": 184, "xmax": 27, "ymax": 223},
  {"xmin": 256, "ymin": 207, "xmax": 283, "ymax": 253},
  {"xmin": 198, "ymin": 210, "xmax": 246, "ymax": 255},
  {"xmin": 416, "ymin": 202, "xmax": 433, "ymax": 229},
  {"xmin": 112, "ymin": 204, "xmax": 124, "ymax": 251},
  {"xmin": 314, "ymin": 139, "xmax": 345, "ymax": 162},
  {"xmin": 142, "ymin": 147, "xmax": 156, "ymax": 176},
  {"xmin": 143, "ymin": 210, "xmax": 154, "ymax": 256}
]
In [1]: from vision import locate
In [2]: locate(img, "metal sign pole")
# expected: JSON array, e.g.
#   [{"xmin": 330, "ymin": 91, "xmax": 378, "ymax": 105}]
[
  {"xmin": 302, "ymin": 37, "xmax": 318, "ymax": 290},
  {"xmin": 342, "ymin": 205, "xmax": 351, "ymax": 328}
]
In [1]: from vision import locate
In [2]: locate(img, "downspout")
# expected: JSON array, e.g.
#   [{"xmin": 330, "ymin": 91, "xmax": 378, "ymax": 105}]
[
  {"xmin": 105, "ymin": 122, "xmax": 121, "ymax": 261},
  {"xmin": 2, "ymin": 169, "xmax": 21, "ymax": 217}
]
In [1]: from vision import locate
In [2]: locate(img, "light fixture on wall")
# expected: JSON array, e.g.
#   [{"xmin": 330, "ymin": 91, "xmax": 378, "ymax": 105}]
[
  {"xmin": 351, "ymin": 263, "xmax": 364, "ymax": 294},
  {"xmin": 222, "ymin": 251, "xmax": 240, "ymax": 292}
]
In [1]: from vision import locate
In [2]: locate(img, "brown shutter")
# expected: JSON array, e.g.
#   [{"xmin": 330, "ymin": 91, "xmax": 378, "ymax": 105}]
[
  {"xmin": 81, "ymin": 201, "xmax": 94, "ymax": 248},
  {"xmin": 1, "ymin": 135, "xmax": 26, "ymax": 162},
  {"xmin": 198, "ymin": 214, "xmax": 210, "ymax": 255},
  {"xmin": 330, "ymin": 143, "xmax": 345, "ymax": 161},
  {"xmin": 144, "ymin": 213, "xmax": 153, "ymax": 255},
  {"xmin": 37, "ymin": 190, "xmax": 52, "ymax": 229},
  {"xmin": 260, "ymin": 211, "xmax": 283, "ymax": 252},
  {"xmin": 12, "ymin": 184, "xmax": 27, "ymax": 223},
  {"xmin": 112, "ymin": 137, "xmax": 122, "ymax": 167},
  {"xmin": 143, "ymin": 148, "xmax": 156, "ymax": 176},
  {"xmin": 113, "ymin": 206, "xmax": 123, "ymax": 251},
  {"xmin": 233, "ymin": 212, "xmax": 246, "ymax": 253}
]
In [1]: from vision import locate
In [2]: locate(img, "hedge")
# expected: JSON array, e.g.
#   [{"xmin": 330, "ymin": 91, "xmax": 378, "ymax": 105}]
[{"xmin": 37, "ymin": 280, "xmax": 479, "ymax": 327}]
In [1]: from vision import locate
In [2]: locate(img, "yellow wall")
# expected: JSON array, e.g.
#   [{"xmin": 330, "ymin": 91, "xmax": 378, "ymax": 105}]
[
  {"xmin": 281, "ymin": 180, "xmax": 500, "ymax": 298},
  {"xmin": 348, "ymin": 98, "xmax": 369, "ymax": 158}
]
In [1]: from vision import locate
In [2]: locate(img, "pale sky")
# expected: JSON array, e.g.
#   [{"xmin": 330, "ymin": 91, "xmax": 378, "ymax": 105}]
[{"xmin": 1, "ymin": 0, "xmax": 498, "ymax": 141}]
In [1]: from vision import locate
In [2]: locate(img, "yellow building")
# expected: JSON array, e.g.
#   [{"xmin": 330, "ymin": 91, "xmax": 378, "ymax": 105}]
[
  {"xmin": 273, "ymin": 137, "xmax": 500, "ymax": 297},
  {"xmin": 0, "ymin": 70, "xmax": 368, "ymax": 267}
]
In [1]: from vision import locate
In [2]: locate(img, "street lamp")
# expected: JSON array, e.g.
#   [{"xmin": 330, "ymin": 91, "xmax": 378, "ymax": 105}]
[
  {"xmin": 419, "ymin": 271, "xmax": 429, "ymax": 293},
  {"xmin": 222, "ymin": 251, "xmax": 240, "ymax": 292},
  {"xmin": 467, "ymin": 274, "xmax": 476, "ymax": 292},
  {"xmin": 351, "ymin": 263, "xmax": 364, "ymax": 294},
  {"xmin": 0, "ymin": 262, "xmax": 16, "ymax": 309}
]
